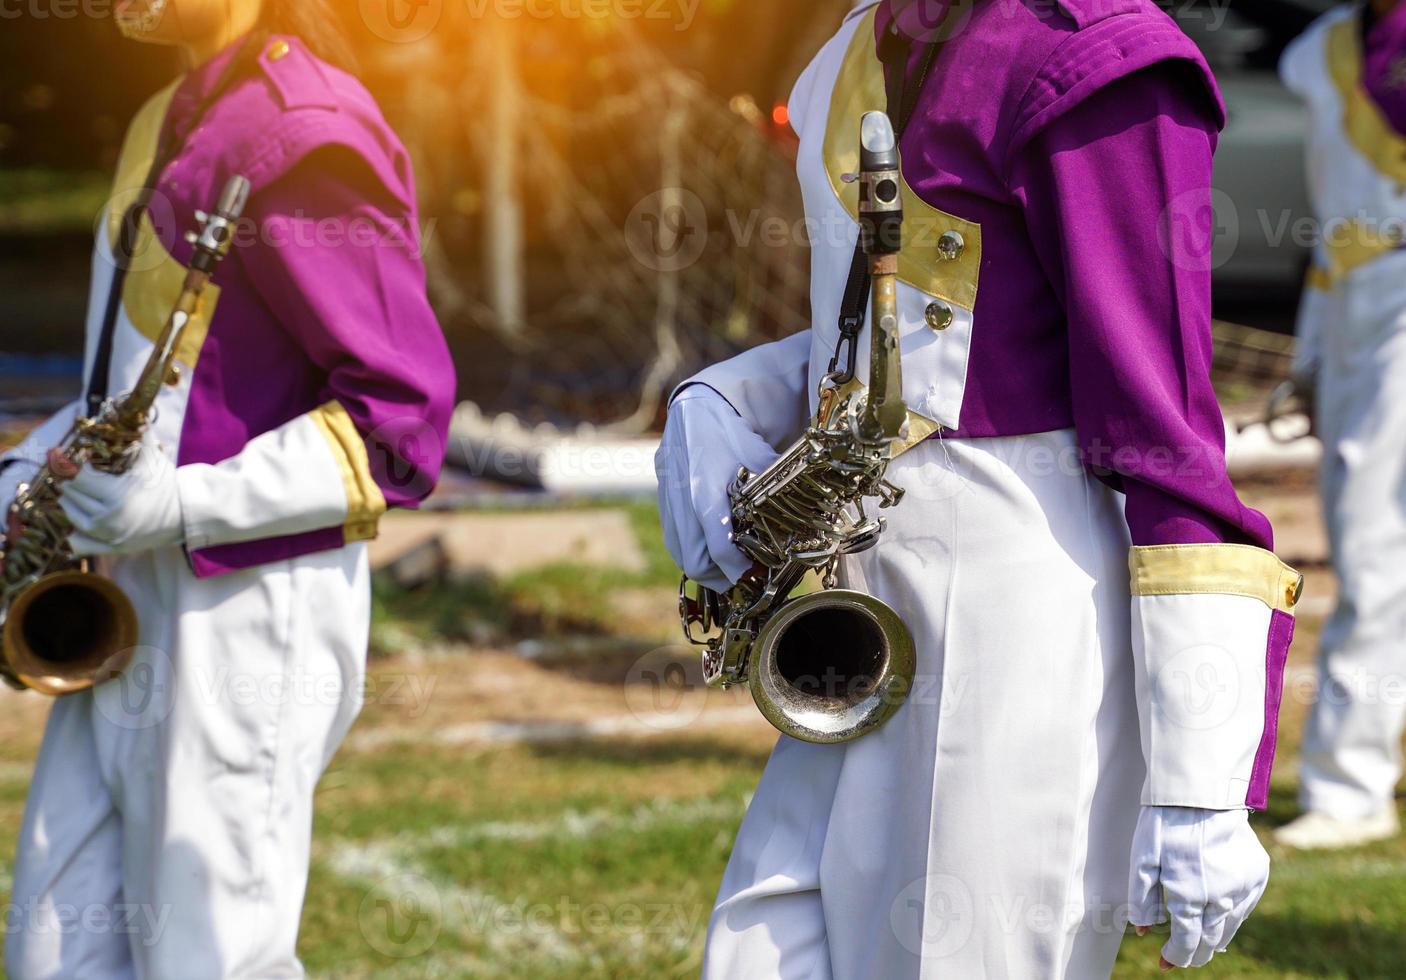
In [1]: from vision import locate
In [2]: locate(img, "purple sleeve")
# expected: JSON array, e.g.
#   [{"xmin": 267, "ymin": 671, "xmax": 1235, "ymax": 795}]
[
  {"xmin": 1008, "ymin": 65, "xmax": 1272, "ymax": 549},
  {"xmin": 240, "ymin": 149, "xmax": 456, "ymax": 510},
  {"xmin": 1365, "ymin": 4, "xmax": 1406, "ymax": 135}
]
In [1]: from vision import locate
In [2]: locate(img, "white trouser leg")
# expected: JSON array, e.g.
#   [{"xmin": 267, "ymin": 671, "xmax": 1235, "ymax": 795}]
[
  {"xmin": 703, "ymin": 738, "xmax": 843, "ymax": 980},
  {"xmin": 9, "ymin": 545, "xmax": 368, "ymax": 979},
  {"xmin": 1301, "ymin": 326, "xmax": 1406, "ymax": 819},
  {"xmin": 4, "ymin": 693, "xmax": 135, "ymax": 980},
  {"xmin": 703, "ymin": 433, "xmax": 1140, "ymax": 980}
]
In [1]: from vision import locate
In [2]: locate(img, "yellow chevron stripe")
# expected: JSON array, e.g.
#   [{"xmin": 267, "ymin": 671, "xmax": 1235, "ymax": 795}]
[
  {"xmin": 309, "ymin": 401, "xmax": 387, "ymax": 543},
  {"xmin": 103, "ymin": 79, "xmax": 220, "ymax": 368},
  {"xmin": 824, "ymin": 6, "xmax": 982, "ymax": 312},
  {"xmin": 1328, "ymin": 16, "xmax": 1406, "ymax": 186}
]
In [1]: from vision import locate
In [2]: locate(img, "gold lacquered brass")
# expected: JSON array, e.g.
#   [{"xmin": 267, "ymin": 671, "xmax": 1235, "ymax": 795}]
[
  {"xmin": 1, "ymin": 570, "xmax": 139, "ymax": 696},
  {"xmin": 0, "ymin": 175, "xmax": 249, "ymax": 696},
  {"xmin": 676, "ymin": 112, "xmax": 916, "ymax": 744}
]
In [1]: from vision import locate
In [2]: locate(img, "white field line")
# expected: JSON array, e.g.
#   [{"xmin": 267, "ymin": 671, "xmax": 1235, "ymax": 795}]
[
  {"xmin": 347, "ymin": 705, "xmax": 766, "ymax": 752},
  {"xmin": 310, "ymin": 952, "xmax": 496, "ymax": 980},
  {"xmin": 319, "ymin": 795, "xmax": 745, "ymax": 972},
  {"xmin": 418, "ymin": 795, "xmax": 750, "ymax": 849},
  {"xmin": 1272, "ymin": 855, "xmax": 1406, "ymax": 881},
  {"xmin": 325, "ymin": 838, "xmax": 580, "ymax": 966},
  {"xmin": 0, "ymin": 762, "xmax": 33, "ymax": 784}
]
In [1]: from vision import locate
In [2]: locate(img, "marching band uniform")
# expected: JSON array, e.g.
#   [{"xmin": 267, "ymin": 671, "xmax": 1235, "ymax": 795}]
[
  {"xmin": 1277, "ymin": 2, "xmax": 1406, "ymax": 848},
  {"xmin": 2, "ymin": 36, "xmax": 454, "ymax": 979},
  {"xmin": 657, "ymin": 1, "xmax": 1301, "ymax": 976}
]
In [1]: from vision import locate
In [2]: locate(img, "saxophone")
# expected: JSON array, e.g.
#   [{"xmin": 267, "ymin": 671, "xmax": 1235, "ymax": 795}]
[
  {"xmin": 678, "ymin": 112, "xmax": 916, "ymax": 744},
  {"xmin": 0, "ymin": 175, "xmax": 250, "ymax": 696}
]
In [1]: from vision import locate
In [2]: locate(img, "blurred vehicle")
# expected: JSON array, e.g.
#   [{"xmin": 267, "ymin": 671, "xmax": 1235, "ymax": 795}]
[{"xmin": 1172, "ymin": 0, "xmax": 1338, "ymax": 306}]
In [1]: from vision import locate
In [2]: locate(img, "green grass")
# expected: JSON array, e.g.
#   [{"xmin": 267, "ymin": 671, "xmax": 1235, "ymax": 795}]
[
  {"xmin": 1113, "ymin": 795, "xmax": 1406, "ymax": 978},
  {"xmin": 0, "ymin": 169, "xmax": 111, "ymax": 235},
  {"xmin": 3, "ymin": 712, "xmax": 1405, "ymax": 977},
  {"xmin": 295, "ymin": 717, "xmax": 1406, "ymax": 979},
  {"xmin": 2, "ymin": 503, "xmax": 1404, "ymax": 977},
  {"xmin": 370, "ymin": 502, "xmax": 681, "ymax": 652},
  {"xmin": 294, "ymin": 722, "xmax": 1406, "ymax": 978},
  {"xmin": 299, "ymin": 740, "xmax": 766, "ymax": 979}
]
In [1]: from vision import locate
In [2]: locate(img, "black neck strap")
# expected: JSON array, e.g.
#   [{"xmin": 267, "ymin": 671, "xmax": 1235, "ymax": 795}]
[{"xmin": 85, "ymin": 36, "xmax": 260, "ymax": 418}]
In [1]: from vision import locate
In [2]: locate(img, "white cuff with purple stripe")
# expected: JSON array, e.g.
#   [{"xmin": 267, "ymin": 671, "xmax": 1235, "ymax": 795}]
[{"xmin": 1130, "ymin": 544, "xmax": 1303, "ymax": 811}]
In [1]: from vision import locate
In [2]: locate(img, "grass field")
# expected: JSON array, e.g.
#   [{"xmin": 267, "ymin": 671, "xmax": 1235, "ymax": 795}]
[{"xmin": 1, "ymin": 500, "xmax": 1404, "ymax": 978}]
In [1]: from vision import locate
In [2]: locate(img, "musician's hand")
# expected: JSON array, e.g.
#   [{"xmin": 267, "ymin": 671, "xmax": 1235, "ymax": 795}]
[
  {"xmin": 46, "ymin": 447, "xmax": 79, "ymax": 480},
  {"xmin": 0, "ymin": 451, "xmax": 65, "ymax": 577},
  {"xmin": 1129, "ymin": 807, "xmax": 1270, "ymax": 970},
  {"xmin": 655, "ymin": 385, "xmax": 780, "ymax": 592},
  {"xmin": 58, "ymin": 440, "xmax": 184, "ymax": 557}
]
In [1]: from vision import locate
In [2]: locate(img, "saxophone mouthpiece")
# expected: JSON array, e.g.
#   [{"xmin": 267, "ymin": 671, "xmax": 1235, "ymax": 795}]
[
  {"xmin": 216, "ymin": 175, "xmax": 252, "ymax": 224},
  {"xmin": 859, "ymin": 111, "xmax": 898, "ymax": 172},
  {"xmin": 858, "ymin": 112, "xmax": 902, "ymax": 258}
]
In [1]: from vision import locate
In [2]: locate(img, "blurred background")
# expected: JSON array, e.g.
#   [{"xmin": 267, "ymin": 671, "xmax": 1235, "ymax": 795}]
[
  {"xmin": 0, "ymin": 0, "xmax": 1341, "ymax": 430},
  {"xmin": 3, "ymin": 1, "xmax": 1403, "ymax": 977}
]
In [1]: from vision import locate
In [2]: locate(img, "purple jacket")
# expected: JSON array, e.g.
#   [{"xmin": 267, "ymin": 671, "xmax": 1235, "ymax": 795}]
[
  {"xmin": 1365, "ymin": 0, "xmax": 1406, "ymax": 134},
  {"xmin": 873, "ymin": 0, "xmax": 1272, "ymax": 549},
  {"xmin": 667, "ymin": 0, "xmax": 1303, "ymax": 810},
  {"xmin": 128, "ymin": 36, "xmax": 454, "ymax": 577}
]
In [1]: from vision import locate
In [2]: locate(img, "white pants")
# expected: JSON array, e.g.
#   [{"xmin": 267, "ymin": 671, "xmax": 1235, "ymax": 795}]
[
  {"xmin": 1301, "ymin": 294, "xmax": 1406, "ymax": 819},
  {"xmin": 703, "ymin": 431, "xmax": 1143, "ymax": 980},
  {"xmin": 4, "ymin": 543, "xmax": 369, "ymax": 980}
]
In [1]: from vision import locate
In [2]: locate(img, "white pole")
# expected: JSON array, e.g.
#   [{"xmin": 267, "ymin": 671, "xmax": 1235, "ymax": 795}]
[{"xmin": 484, "ymin": 18, "xmax": 526, "ymax": 336}]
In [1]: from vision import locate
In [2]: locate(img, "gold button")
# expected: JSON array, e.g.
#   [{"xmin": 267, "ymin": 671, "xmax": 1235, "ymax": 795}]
[
  {"xmin": 937, "ymin": 231, "xmax": 965, "ymax": 262},
  {"xmin": 267, "ymin": 40, "xmax": 291, "ymax": 61},
  {"xmin": 925, "ymin": 301, "xmax": 953, "ymax": 331},
  {"xmin": 1287, "ymin": 573, "xmax": 1305, "ymax": 608}
]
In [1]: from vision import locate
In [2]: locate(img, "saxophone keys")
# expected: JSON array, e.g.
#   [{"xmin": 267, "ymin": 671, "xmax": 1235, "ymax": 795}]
[{"xmin": 164, "ymin": 362, "xmax": 182, "ymax": 387}]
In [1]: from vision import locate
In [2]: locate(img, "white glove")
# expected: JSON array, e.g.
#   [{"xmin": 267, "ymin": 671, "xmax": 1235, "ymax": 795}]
[
  {"xmin": 655, "ymin": 385, "xmax": 780, "ymax": 592},
  {"xmin": 1128, "ymin": 806, "xmax": 1270, "ymax": 970},
  {"xmin": 57, "ymin": 440, "xmax": 184, "ymax": 557}
]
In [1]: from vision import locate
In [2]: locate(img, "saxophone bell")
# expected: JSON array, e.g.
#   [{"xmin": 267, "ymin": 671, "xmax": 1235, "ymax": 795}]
[
  {"xmin": 676, "ymin": 111, "xmax": 918, "ymax": 744},
  {"xmin": 750, "ymin": 588, "xmax": 915, "ymax": 744},
  {"xmin": 0, "ymin": 176, "xmax": 250, "ymax": 697},
  {"xmin": 0, "ymin": 568, "xmax": 138, "ymax": 696}
]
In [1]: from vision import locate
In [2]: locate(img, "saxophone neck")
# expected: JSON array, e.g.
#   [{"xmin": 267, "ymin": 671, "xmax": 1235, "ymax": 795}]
[
  {"xmin": 106, "ymin": 174, "xmax": 249, "ymax": 423},
  {"xmin": 861, "ymin": 256, "xmax": 906, "ymax": 443},
  {"xmin": 119, "ymin": 303, "xmax": 192, "ymax": 422},
  {"xmin": 856, "ymin": 110, "xmax": 907, "ymax": 444}
]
